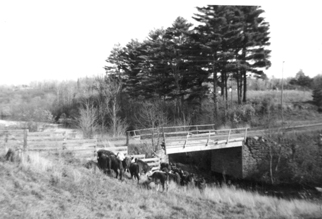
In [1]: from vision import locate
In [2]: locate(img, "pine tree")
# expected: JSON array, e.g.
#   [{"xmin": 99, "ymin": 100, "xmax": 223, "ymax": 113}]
[{"xmin": 236, "ymin": 6, "xmax": 271, "ymax": 102}]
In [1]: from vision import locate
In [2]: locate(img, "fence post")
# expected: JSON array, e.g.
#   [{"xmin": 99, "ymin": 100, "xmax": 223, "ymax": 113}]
[
  {"xmin": 162, "ymin": 127, "xmax": 166, "ymax": 154},
  {"xmin": 62, "ymin": 132, "xmax": 67, "ymax": 150},
  {"xmin": 94, "ymin": 139, "xmax": 97, "ymax": 160}
]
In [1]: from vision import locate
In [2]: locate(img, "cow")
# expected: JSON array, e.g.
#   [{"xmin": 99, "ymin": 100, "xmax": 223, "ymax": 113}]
[
  {"xmin": 97, "ymin": 153, "xmax": 111, "ymax": 174},
  {"xmin": 97, "ymin": 150, "xmax": 125, "ymax": 180},
  {"xmin": 129, "ymin": 159, "xmax": 152, "ymax": 183},
  {"xmin": 108, "ymin": 154, "xmax": 124, "ymax": 180},
  {"xmin": 194, "ymin": 177, "xmax": 207, "ymax": 191},
  {"xmin": 122, "ymin": 157, "xmax": 131, "ymax": 173},
  {"xmin": 4, "ymin": 148, "xmax": 16, "ymax": 162},
  {"xmin": 97, "ymin": 149, "xmax": 115, "ymax": 158},
  {"xmin": 160, "ymin": 162, "xmax": 172, "ymax": 172},
  {"xmin": 167, "ymin": 171, "xmax": 181, "ymax": 185},
  {"xmin": 136, "ymin": 159, "xmax": 152, "ymax": 175},
  {"xmin": 172, "ymin": 169, "xmax": 195, "ymax": 186},
  {"xmin": 129, "ymin": 162, "xmax": 141, "ymax": 183},
  {"xmin": 148, "ymin": 171, "xmax": 169, "ymax": 192},
  {"xmin": 181, "ymin": 172, "xmax": 195, "ymax": 187}
]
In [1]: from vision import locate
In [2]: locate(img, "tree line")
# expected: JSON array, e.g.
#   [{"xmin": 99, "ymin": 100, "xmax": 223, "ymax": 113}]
[{"xmin": 106, "ymin": 5, "xmax": 271, "ymax": 122}]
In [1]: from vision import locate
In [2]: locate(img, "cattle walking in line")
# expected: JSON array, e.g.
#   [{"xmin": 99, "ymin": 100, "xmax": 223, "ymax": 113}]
[
  {"xmin": 161, "ymin": 162, "xmax": 207, "ymax": 190},
  {"xmin": 97, "ymin": 150, "xmax": 125, "ymax": 180}
]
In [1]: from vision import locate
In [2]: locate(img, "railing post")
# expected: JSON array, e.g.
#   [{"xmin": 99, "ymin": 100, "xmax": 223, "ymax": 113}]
[
  {"xmin": 227, "ymin": 129, "xmax": 231, "ymax": 144},
  {"xmin": 183, "ymin": 131, "xmax": 189, "ymax": 148},
  {"xmin": 244, "ymin": 128, "xmax": 248, "ymax": 140},
  {"xmin": 206, "ymin": 130, "xmax": 210, "ymax": 146},
  {"xmin": 126, "ymin": 131, "xmax": 129, "ymax": 146}
]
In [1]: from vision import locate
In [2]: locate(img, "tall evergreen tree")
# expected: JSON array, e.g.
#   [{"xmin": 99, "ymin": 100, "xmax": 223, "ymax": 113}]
[
  {"xmin": 193, "ymin": 5, "xmax": 235, "ymax": 122},
  {"xmin": 237, "ymin": 6, "xmax": 271, "ymax": 102}
]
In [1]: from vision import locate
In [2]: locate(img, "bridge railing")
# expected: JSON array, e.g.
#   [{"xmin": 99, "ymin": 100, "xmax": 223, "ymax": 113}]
[
  {"xmin": 127, "ymin": 124, "xmax": 218, "ymax": 140},
  {"xmin": 127, "ymin": 125, "xmax": 248, "ymax": 148}
]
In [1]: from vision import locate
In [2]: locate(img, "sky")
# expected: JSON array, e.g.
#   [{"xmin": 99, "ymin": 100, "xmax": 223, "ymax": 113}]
[{"xmin": 1, "ymin": 0, "xmax": 322, "ymax": 85}]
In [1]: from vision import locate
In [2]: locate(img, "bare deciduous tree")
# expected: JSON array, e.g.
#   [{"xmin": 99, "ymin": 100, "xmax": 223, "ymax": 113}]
[{"xmin": 77, "ymin": 102, "xmax": 98, "ymax": 139}]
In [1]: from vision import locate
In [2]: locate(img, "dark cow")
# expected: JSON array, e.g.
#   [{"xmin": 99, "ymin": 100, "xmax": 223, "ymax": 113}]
[
  {"xmin": 172, "ymin": 169, "xmax": 194, "ymax": 186},
  {"xmin": 136, "ymin": 159, "xmax": 152, "ymax": 174},
  {"xmin": 5, "ymin": 148, "xmax": 16, "ymax": 162},
  {"xmin": 129, "ymin": 162, "xmax": 141, "ymax": 183},
  {"xmin": 160, "ymin": 162, "xmax": 172, "ymax": 171},
  {"xmin": 97, "ymin": 153, "xmax": 111, "ymax": 174},
  {"xmin": 129, "ymin": 159, "xmax": 152, "ymax": 183},
  {"xmin": 97, "ymin": 150, "xmax": 124, "ymax": 180},
  {"xmin": 148, "ymin": 171, "xmax": 169, "ymax": 192},
  {"xmin": 97, "ymin": 149, "xmax": 115, "ymax": 157},
  {"xmin": 108, "ymin": 154, "xmax": 124, "ymax": 180},
  {"xmin": 167, "ymin": 171, "xmax": 181, "ymax": 185},
  {"xmin": 194, "ymin": 177, "xmax": 207, "ymax": 191},
  {"xmin": 122, "ymin": 157, "xmax": 131, "ymax": 173}
]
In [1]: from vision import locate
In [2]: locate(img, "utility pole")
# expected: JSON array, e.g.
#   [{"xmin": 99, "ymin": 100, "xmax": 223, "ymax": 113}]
[{"xmin": 281, "ymin": 61, "xmax": 285, "ymax": 124}]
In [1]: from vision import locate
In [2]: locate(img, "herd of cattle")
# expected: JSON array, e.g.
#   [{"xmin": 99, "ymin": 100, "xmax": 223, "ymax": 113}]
[{"xmin": 90, "ymin": 149, "xmax": 207, "ymax": 192}]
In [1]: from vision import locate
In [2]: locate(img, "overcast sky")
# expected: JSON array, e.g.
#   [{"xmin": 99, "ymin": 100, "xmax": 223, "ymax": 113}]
[{"xmin": 1, "ymin": 0, "xmax": 321, "ymax": 85}]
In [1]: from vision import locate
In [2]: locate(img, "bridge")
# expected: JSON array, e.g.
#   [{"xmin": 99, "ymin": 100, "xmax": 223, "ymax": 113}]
[{"xmin": 127, "ymin": 124, "xmax": 248, "ymax": 155}]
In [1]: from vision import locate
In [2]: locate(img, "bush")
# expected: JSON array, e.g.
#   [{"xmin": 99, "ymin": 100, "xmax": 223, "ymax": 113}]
[
  {"xmin": 312, "ymin": 75, "xmax": 322, "ymax": 108},
  {"xmin": 226, "ymin": 104, "xmax": 256, "ymax": 126}
]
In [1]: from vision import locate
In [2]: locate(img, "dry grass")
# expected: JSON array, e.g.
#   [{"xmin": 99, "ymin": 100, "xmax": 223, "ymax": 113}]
[
  {"xmin": 247, "ymin": 90, "xmax": 312, "ymax": 104},
  {"xmin": 1, "ymin": 151, "xmax": 321, "ymax": 219}
]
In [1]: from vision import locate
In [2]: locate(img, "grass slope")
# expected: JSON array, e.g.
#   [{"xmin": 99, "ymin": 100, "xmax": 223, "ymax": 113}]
[{"xmin": 1, "ymin": 152, "xmax": 322, "ymax": 219}]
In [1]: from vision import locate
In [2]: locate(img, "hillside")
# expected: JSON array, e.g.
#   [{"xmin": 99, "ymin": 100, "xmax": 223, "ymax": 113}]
[{"xmin": 1, "ymin": 151, "xmax": 322, "ymax": 219}]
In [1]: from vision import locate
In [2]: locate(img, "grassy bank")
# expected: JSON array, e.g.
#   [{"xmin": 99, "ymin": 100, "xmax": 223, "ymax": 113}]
[{"xmin": 1, "ymin": 151, "xmax": 321, "ymax": 219}]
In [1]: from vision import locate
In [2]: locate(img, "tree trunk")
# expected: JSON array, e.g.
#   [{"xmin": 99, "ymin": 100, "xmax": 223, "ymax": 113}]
[
  {"xmin": 113, "ymin": 101, "xmax": 116, "ymax": 137},
  {"xmin": 242, "ymin": 46, "xmax": 247, "ymax": 103},
  {"xmin": 242, "ymin": 70, "xmax": 247, "ymax": 103},
  {"xmin": 221, "ymin": 72, "xmax": 225, "ymax": 98},
  {"xmin": 236, "ymin": 72, "xmax": 242, "ymax": 105},
  {"xmin": 212, "ymin": 53, "xmax": 218, "ymax": 123},
  {"xmin": 269, "ymin": 144, "xmax": 274, "ymax": 184}
]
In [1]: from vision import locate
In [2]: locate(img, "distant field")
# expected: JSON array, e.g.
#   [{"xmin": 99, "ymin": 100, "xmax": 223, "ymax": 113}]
[{"xmin": 246, "ymin": 90, "xmax": 312, "ymax": 104}]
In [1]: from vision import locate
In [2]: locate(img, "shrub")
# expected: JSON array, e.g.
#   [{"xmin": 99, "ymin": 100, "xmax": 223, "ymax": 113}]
[{"xmin": 312, "ymin": 75, "xmax": 322, "ymax": 109}]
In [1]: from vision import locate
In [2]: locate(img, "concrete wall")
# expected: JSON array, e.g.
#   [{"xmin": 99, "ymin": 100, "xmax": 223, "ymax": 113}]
[
  {"xmin": 242, "ymin": 137, "xmax": 271, "ymax": 179},
  {"xmin": 211, "ymin": 147, "xmax": 243, "ymax": 178},
  {"xmin": 211, "ymin": 137, "xmax": 272, "ymax": 179}
]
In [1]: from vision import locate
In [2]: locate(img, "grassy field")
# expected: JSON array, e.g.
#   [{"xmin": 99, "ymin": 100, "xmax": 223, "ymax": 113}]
[
  {"xmin": 247, "ymin": 90, "xmax": 313, "ymax": 104},
  {"xmin": 1, "ymin": 151, "xmax": 321, "ymax": 219}
]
